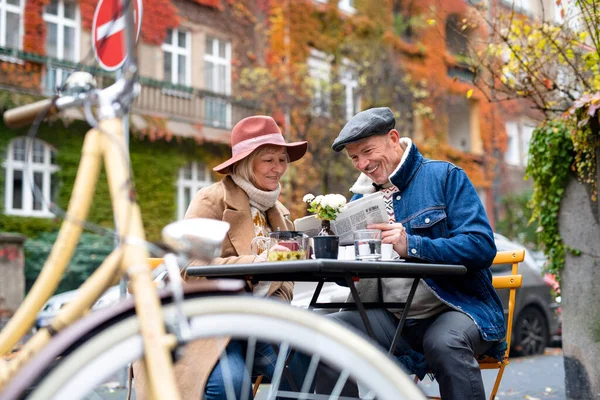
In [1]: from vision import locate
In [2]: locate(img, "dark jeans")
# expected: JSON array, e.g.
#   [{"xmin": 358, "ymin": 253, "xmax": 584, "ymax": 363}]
[
  {"xmin": 316, "ymin": 309, "xmax": 495, "ymax": 400},
  {"xmin": 205, "ymin": 340, "xmax": 310, "ymax": 400}
]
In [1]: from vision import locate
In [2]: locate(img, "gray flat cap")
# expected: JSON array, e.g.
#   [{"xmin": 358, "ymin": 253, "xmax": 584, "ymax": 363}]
[{"xmin": 332, "ymin": 107, "xmax": 395, "ymax": 152}]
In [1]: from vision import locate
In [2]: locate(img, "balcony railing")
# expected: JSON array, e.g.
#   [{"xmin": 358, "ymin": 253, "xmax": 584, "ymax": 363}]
[{"xmin": 0, "ymin": 46, "xmax": 256, "ymax": 131}]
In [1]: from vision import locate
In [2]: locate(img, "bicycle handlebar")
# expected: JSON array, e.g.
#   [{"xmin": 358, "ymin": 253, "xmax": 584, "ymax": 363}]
[{"xmin": 3, "ymin": 98, "xmax": 57, "ymax": 128}]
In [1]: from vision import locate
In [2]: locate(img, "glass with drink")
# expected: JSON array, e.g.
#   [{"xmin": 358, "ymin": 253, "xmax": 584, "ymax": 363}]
[{"xmin": 354, "ymin": 229, "xmax": 382, "ymax": 261}]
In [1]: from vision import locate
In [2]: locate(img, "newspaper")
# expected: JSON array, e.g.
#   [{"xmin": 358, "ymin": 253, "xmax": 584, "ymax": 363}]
[{"xmin": 294, "ymin": 192, "xmax": 389, "ymax": 245}]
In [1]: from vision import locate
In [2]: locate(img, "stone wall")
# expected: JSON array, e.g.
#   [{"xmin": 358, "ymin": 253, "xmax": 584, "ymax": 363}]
[{"xmin": 0, "ymin": 233, "xmax": 26, "ymax": 330}]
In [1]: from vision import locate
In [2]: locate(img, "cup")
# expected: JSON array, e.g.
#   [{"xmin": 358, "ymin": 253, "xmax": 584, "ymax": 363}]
[
  {"xmin": 381, "ymin": 243, "xmax": 394, "ymax": 260},
  {"xmin": 353, "ymin": 229, "xmax": 382, "ymax": 261},
  {"xmin": 251, "ymin": 231, "xmax": 310, "ymax": 261}
]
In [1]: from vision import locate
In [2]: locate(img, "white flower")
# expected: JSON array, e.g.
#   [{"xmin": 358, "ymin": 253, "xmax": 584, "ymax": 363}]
[
  {"xmin": 332, "ymin": 194, "xmax": 347, "ymax": 208},
  {"xmin": 313, "ymin": 195, "xmax": 324, "ymax": 205},
  {"xmin": 303, "ymin": 193, "xmax": 315, "ymax": 203}
]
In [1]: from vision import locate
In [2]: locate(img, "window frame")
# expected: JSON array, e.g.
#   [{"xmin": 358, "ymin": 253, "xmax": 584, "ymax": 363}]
[
  {"xmin": 338, "ymin": 0, "xmax": 355, "ymax": 14},
  {"xmin": 3, "ymin": 137, "xmax": 60, "ymax": 218},
  {"xmin": 340, "ymin": 60, "xmax": 360, "ymax": 121},
  {"xmin": 308, "ymin": 48, "xmax": 332, "ymax": 116},
  {"xmin": 162, "ymin": 28, "xmax": 192, "ymax": 86},
  {"xmin": 42, "ymin": 0, "xmax": 81, "ymax": 94},
  {"xmin": 203, "ymin": 35, "xmax": 232, "ymax": 128},
  {"xmin": 0, "ymin": 0, "xmax": 24, "ymax": 50},
  {"xmin": 176, "ymin": 162, "xmax": 213, "ymax": 220}
]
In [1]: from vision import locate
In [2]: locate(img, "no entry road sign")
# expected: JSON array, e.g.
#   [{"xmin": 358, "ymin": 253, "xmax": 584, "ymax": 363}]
[{"xmin": 92, "ymin": 0, "xmax": 143, "ymax": 71}]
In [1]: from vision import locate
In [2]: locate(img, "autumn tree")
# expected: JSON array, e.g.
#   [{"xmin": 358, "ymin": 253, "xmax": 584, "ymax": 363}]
[
  {"xmin": 237, "ymin": 0, "xmax": 427, "ymax": 216},
  {"xmin": 468, "ymin": 1, "xmax": 600, "ymax": 397}
]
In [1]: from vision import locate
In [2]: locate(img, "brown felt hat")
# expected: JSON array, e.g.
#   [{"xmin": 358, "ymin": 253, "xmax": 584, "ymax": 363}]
[{"xmin": 213, "ymin": 116, "xmax": 308, "ymax": 174}]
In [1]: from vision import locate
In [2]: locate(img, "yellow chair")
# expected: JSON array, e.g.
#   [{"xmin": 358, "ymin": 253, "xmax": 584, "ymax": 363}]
[
  {"xmin": 148, "ymin": 258, "xmax": 164, "ymax": 270},
  {"xmin": 416, "ymin": 249, "xmax": 525, "ymax": 400},
  {"xmin": 480, "ymin": 249, "xmax": 524, "ymax": 400}
]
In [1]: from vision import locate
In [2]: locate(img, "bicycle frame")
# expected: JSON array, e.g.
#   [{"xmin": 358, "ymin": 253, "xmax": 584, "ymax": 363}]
[
  {"xmin": 0, "ymin": 1, "xmax": 183, "ymax": 397},
  {"xmin": 0, "ymin": 118, "xmax": 182, "ymax": 399}
]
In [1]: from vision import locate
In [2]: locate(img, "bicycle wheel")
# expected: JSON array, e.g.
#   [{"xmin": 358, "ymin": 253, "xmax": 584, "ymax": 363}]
[{"xmin": 2, "ymin": 291, "xmax": 425, "ymax": 400}]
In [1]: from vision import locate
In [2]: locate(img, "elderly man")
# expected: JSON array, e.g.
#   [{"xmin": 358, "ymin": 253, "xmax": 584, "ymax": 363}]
[{"xmin": 320, "ymin": 107, "xmax": 504, "ymax": 399}]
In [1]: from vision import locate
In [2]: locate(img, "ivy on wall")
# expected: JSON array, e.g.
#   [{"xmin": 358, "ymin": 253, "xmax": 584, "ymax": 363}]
[
  {"xmin": 0, "ymin": 118, "xmax": 228, "ymax": 242},
  {"xmin": 525, "ymin": 120, "xmax": 574, "ymax": 276},
  {"xmin": 1, "ymin": 117, "xmax": 228, "ymax": 291}
]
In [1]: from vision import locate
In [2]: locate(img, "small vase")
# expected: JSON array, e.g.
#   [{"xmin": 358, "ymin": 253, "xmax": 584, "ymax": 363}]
[
  {"xmin": 313, "ymin": 220, "xmax": 339, "ymax": 259},
  {"xmin": 318, "ymin": 220, "xmax": 335, "ymax": 236}
]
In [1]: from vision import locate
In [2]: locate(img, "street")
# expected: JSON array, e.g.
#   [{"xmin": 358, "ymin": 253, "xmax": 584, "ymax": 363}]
[
  {"xmin": 98, "ymin": 348, "xmax": 565, "ymax": 399},
  {"xmin": 418, "ymin": 348, "xmax": 566, "ymax": 400}
]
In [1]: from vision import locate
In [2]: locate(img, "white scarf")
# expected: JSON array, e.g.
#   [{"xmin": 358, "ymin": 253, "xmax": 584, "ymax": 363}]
[{"xmin": 230, "ymin": 174, "xmax": 280, "ymax": 212}]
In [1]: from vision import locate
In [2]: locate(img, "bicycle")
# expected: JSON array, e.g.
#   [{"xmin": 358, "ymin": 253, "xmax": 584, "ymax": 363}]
[{"xmin": 0, "ymin": 1, "xmax": 426, "ymax": 399}]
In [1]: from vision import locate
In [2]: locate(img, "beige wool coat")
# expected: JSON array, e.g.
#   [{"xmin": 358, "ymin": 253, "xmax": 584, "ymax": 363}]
[{"xmin": 133, "ymin": 175, "xmax": 295, "ymax": 399}]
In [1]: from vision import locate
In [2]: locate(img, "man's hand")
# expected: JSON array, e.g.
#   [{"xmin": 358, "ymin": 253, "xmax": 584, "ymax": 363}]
[{"xmin": 368, "ymin": 223, "xmax": 408, "ymax": 258}]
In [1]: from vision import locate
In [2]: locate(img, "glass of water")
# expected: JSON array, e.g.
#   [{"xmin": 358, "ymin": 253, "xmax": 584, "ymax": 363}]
[{"xmin": 354, "ymin": 229, "xmax": 382, "ymax": 261}]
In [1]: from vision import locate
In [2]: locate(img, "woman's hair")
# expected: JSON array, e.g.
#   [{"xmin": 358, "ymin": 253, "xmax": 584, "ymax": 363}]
[{"xmin": 231, "ymin": 145, "xmax": 289, "ymax": 184}]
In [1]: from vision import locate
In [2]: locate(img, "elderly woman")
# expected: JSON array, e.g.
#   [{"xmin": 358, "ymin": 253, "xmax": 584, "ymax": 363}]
[{"xmin": 134, "ymin": 116, "xmax": 308, "ymax": 400}]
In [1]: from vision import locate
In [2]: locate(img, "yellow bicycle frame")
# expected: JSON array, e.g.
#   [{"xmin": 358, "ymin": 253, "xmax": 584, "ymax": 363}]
[{"xmin": 0, "ymin": 118, "xmax": 181, "ymax": 399}]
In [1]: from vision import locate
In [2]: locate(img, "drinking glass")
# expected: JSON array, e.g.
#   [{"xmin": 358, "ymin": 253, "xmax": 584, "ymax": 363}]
[
  {"xmin": 250, "ymin": 231, "xmax": 310, "ymax": 261},
  {"xmin": 354, "ymin": 229, "xmax": 382, "ymax": 261}
]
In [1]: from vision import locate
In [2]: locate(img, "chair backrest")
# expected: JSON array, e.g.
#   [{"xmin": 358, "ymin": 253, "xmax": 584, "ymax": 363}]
[
  {"xmin": 148, "ymin": 258, "xmax": 164, "ymax": 270},
  {"xmin": 491, "ymin": 249, "xmax": 525, "ymax": 360}
]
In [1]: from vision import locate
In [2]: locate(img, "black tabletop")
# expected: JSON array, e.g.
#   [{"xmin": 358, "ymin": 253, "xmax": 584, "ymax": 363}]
[{"xmin": 186, "ymin": 259, "xmax": 466, "ymax": 281}]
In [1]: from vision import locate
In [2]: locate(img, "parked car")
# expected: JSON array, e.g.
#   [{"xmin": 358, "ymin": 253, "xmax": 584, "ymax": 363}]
[
  {"xmin": 35, "ymin": 289, "xmax": 79, "ymax": 330},
  {"xmin": 292, "ymin": 233, "xmax": 561, "ymax": 357},
  {"xmin": 35, "ymin": 285, "xmax": 125, "ymax": 330}
]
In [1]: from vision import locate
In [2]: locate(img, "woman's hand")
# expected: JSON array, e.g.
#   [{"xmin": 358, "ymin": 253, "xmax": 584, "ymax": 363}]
[
  {"xmin": 253, "ymin": 245, "xmax": 292, "ymax": 263},
  {"xmin": 368, "ymin": 223, "xmax": 408, "ymax": 258}
]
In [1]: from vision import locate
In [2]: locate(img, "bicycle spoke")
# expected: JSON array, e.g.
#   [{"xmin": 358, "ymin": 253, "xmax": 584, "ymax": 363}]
[
  {"xmin": 330, "ymin": 369, "xmax": 351, "ymax": 400},
  {"xmin": 299, "ymin": 353, "xmax": 320, "ymax": 399},
  {"xmin": 219, "ymin": 343, "xmax": 238, "ymax": 400},
  {"xmin": 266, "ymin": 341, "xmax": 290, "ymax": 400},
  {"xmin": 240, "ymin": 337, "xmax": 257, "ymax": 400}
]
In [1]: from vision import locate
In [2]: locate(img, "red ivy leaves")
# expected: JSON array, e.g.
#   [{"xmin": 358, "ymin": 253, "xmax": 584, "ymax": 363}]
[
  {"xmin": 79, "ymin": 0, "xmax": 98, "ymax": 30},
  {"xmin": 139, "ymin": 0, "xmax": 180, "ymax": 45},
  {"xmin": 23, "ymin": 0, "xmax": 50, "ymax": 54}
]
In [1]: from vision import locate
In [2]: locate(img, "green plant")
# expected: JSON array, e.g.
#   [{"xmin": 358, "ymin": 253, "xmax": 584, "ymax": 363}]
[
  {"xmin": 525, "ymin": 120, "xmax": 574, "ymax": 276},
  {"xmin": 23, "ymin": 231, "xmax": 114, "ymax": 294}
]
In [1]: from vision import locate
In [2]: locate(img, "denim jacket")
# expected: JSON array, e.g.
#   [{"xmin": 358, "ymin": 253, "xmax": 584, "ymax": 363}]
[{"xmin": 349, "ymin": 139, "xmax": 506, "ymax": 347}]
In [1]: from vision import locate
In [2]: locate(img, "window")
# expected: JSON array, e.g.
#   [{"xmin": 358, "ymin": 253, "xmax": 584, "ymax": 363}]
[
  {"xmin": 445, "ymin": 14, "xmax": 468, "ymax": 57},
  {"xmin": 0, "ymin": 0, "xmax": 23, "ymax": 50},
  {"xmin": 447, "ymin": 96, "xmax": 471, "ymax": 152},
  {"xmin": 308, "ymin": 49, "xmax": 331, "ymax": 116},
  {"xmin": 313, "ymin": 0, "xmax": 355, "ymax": 14},
  {"xmin": 504, "ymin": 120, "xmax": 536, "ymax": 166},
  {"xmin": 177, "ymin": 162, "xmax": 213, "ymax": 220},
  {"xmin": 43, "ymin": 0, "xmax": 80, "ymax": 94},
  {"xmin": 477, "ymin": 188, "xmax": 487, "ymax": 212},
  {"xmin": 204, "ymin": 36, "xmax": 231, "ymax": 128},
  {"xmin": 162, "ymin": 28, "xmax": 191, "ymax": 86},
  {"xmin": 340, "ymin": 62, "xmax": 360, "ymax": 121},
  {"xmin": 501, "ymin": 0, "xmax": 533, "ymax": 14},
  {"xmin": 521, "ymin": 123, "xmax": 535, "ymax": 164},
  {"xmin": 504, "ymin": 121, "xmax": 520, "ymax": 166},
  {"xmin": 338, "ymin": 0, "xmax": 355, "ymax": 14},
  {"xmin": 3, "ymin": 138, "xmax": 59, "ymax": 217}
]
